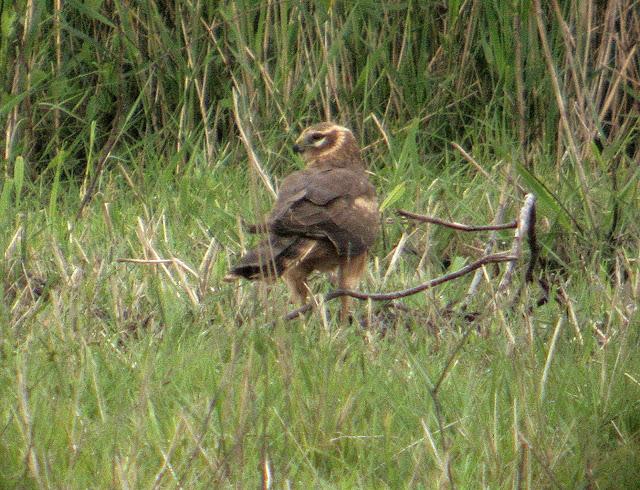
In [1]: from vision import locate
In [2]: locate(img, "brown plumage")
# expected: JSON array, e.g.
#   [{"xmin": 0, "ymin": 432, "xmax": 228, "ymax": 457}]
[{"xmin": 225, "ymin": 122, "xmax": 379, "ymax": 321}]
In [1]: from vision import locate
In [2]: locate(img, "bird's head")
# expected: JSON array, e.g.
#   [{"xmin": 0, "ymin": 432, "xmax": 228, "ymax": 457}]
[{"xmin": 293, "ymin": 123, "xmax": 361, "ymax": 166}]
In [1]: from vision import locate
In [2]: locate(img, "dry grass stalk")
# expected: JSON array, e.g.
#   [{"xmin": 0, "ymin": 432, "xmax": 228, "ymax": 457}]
[
  {"xmin": 16, "ymin": 362, "xmax": 43, "ymax": 487},
  {"xmin": 533, "ymin": 0, "xmax": 595, "ymax": 228},
  {"xmin": 231, "ymin": 88, "xmax": 277, "ymax": 200},
  {"xmin": 463, "ymin": 187, "xmax": 510, "ymax": 306}
]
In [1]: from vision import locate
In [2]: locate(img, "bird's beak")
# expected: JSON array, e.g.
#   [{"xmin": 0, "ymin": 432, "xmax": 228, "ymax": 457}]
[{"xmin": 293, "ymin": 133, "xmax": 311, "ymax": 153}]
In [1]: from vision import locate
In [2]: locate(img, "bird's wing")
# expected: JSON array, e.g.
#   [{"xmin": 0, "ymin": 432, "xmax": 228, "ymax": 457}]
[{"xmin": 269, "ymin": 167, "xmax": 379, "ymax": 257}]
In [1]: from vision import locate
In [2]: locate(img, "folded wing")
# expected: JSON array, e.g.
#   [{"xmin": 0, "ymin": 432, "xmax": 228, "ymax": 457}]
[{"xmin": 269, "ymin": 167, "xmax": 379, "ymax": 257}]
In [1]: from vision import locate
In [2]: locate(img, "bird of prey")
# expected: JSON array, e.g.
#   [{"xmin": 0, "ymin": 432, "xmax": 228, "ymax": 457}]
[{"xmin": 225, "ymin": 122, "xmax": 379, "ymax": 321}]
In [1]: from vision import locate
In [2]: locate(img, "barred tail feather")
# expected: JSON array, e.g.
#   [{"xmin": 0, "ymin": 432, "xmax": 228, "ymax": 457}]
[{"xmin": 224, "ymin": 235, "xmax": 302, "ymax": 282}]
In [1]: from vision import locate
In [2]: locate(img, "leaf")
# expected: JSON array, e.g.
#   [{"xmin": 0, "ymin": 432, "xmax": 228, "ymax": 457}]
[
  {"xmin": 380, "ymin": 182, "xmax": 405, "ymax": 212},
  {"xmin": 68, "ymin": 0, "xmax": 116, "ymax": 28},
  {"xmin": 1, "ymin": 7, "xmax": 16, "ymax": 39},
  {"xmin": 397, "ymin": 119, "xmax": 419, "ymax": 167},
  {"xmin": 449, "ymin": 255, "xmax": 467, "ymax": 272},
  {"xmin": 0, "ymin": 91, "xmax": 30, "ymax": 117},
  {"xmin": 14, "ymin": 156, "xmax": 24, "ymax": 208},
  {"xmin": 0, "ymin": 178, "xmax": 13, "ymax": 221}
]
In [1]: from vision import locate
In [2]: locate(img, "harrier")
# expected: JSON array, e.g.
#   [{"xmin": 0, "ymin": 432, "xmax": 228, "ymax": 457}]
[{"xmin": 225, "ymin": 122, "xmax": 379, "ymax": 321}]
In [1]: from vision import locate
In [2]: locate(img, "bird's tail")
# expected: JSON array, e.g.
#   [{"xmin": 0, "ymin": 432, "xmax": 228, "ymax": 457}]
[{"xmin": 224, "ymin": 234, "xmax": 302, "ymax": 282}]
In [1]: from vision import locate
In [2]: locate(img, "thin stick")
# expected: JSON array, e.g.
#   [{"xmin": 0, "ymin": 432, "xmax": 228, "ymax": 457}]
[
  {"xmin": 398, "ymin": 209, "xmax": 517, "ymax": 232},
  {"xmin": 285, "ymin": 253, "xmax": 516, "ymax": 320}
]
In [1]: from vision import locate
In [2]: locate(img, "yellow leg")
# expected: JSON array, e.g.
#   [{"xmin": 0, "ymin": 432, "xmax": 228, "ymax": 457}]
[
  {"xmin": 337, "ymin": 253, "xmax": 367, "ymax": 322},
  {"xmin": 282, "ymin": 266, "xmax": 310, "ymax": 305}
]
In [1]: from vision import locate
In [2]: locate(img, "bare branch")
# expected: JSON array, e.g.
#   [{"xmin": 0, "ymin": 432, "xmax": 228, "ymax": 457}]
[
  {"xmin": 398, "ymin": 209, "xmax": 517, "ymax": 232},
  {"xmin": 285, "ymin": 253, "xmax": 516, "ymax": 320},
  {"xmin": 498, "ymin": 194, "xmax": 537, "ymax": 291}
]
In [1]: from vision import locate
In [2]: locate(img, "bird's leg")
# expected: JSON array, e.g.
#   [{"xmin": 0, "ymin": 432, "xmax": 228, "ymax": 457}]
[
  {"xmin": 327, "ymin": 270, "xmax": 339, "ymax": 287},
  {"xmin": 337, "ymin": 253, "xmax": 367, "ymax": 323},
  {"xmin": 282, "ymin": 267, "xmax": 310, "ymax": 306}
]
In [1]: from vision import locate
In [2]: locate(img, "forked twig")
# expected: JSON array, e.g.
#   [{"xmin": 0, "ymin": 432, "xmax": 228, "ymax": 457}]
[
  {"xmin": 284, "ymin": 253, "xmax": 516, "ymax": 320},
  {"xmin": 398, "ymin": 209, "xmax": 517, "ymax": 231}
]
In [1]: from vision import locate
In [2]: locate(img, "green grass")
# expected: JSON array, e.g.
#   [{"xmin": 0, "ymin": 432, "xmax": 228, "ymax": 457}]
[
  {"xmin": 1, "ymin": 0, "xmax": 639, "ymax": 487},
  {"xmin": 1, "ymin": 151, "xmax": 638, "ymax": 487}
]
